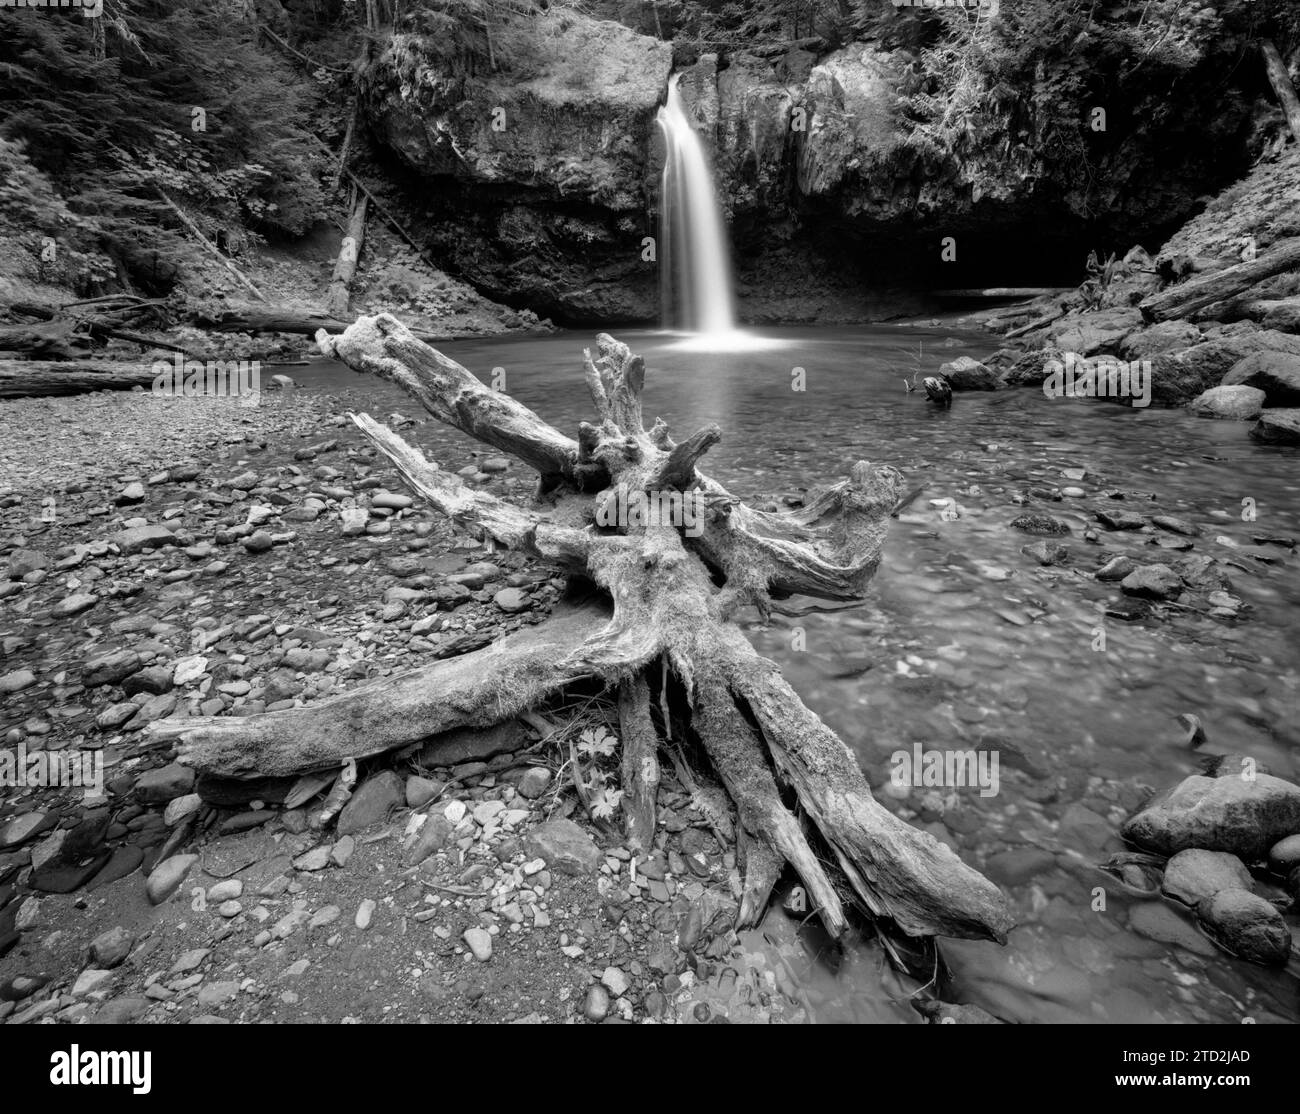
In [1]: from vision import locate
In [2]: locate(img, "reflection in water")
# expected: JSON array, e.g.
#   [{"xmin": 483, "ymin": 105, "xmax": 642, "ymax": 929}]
[{"xmin": 295, "ymin": 325, "xmax": 1300, "ymax": 1024}]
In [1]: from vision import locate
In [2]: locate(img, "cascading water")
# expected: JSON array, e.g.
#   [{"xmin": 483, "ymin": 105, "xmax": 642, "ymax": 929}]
[{"xmin": 656, "ymin": 74, "xmax": 739, "ymax": 341}]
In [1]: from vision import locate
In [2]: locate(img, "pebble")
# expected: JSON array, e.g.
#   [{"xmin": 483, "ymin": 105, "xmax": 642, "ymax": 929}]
[
  {"xmin": 463, "ymin": 927, "xmax": 493, "ymax": 961},
  {"xmin": 584, "ymin": 984, "xmax": 610, "ymax": 1021},
  {"xmin": 145, "ymin": 853, "xmax": 197, "ymax": 904},
  {"xmin": 89, "ymin": 926, "xmax": 134, "ymax": 969},
  {"xmin": 355, "ymin": 898, "xmax": 376, "ymax": 930}
]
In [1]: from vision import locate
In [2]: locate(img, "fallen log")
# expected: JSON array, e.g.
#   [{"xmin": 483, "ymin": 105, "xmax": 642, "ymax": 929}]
[
  {"xmin": 0, "ymin": 320, "xmax": 90, "ymax": 361},
  {"xmin": 1139, "ymin": 238, "xmax": 1300, "ymax": 323},
  {"xmin": 1262, "ymin": 41, "xmax": 1300, "ymax": 146},
  {"xmin": 9, "ymin": 302, "xmax": 192, "ymax": 355},
  {"xmin": 146, "ymin": 314, "xmax": 1013, "ymax": 944},
  {"xmin": 325, "ymin": 192, "xmax": 368, "ymax": 320},
  {"xmin": 152, "ymin": 186, "xmax": 267, "ymax": 302},
  {"xmin": 0, "ymin": 361, "xmax": 163, "ymax": 399},
  {"xmin": 191, "ymin": 305, "xmax": 459, "ymax": 347}
]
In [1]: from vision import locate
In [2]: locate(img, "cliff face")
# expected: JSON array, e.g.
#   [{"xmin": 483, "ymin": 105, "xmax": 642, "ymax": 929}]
[
  {"xmin": 366, "ymin": 16, "xmax": 672, "ymax": 323},
  {"xmin": 364, "ymin": 13, "xmax": 1263, "ymax": 325}
]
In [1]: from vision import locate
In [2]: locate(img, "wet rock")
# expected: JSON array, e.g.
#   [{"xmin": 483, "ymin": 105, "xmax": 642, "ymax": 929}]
[
  {"xmin": 1173, "ymin": 555, "xmax": 1232, "ymax": 593},
  {"xmin": 1120, "ymin": 564, "xmax": 1182, "ymax": 600},
  {"xmin": 0, "ymin": 669, "xmax": 37, "ymax": 694},
  {"xmin": 1096, "ymin": 510, "xmax": 1147, "ymax": 531},
  {"xmin": 1221, "ymin": 350, "xmax": 1300, "ymax": 405},
  {"xmin": 984, "ymin": 848, "xmax": 1056, "ymax": 887},
  {"xmin": 1196, "ymin": 888, "xmax": 1292, "ymax": 965},
  {"xmin": 82, "ymin": 649, "xmax": 142, "ymax": 687},
  {"xmin": 1267, "ymin": 834, "xmax": 1300, "ymax": 875},
  {"xmin": 123, "ymin": 665, "xmax": 174, "ymax": 696},
  {"xmin": 1151, "ymin": 515, "xmax": 1199, "ymax": 537},
  {"xmin": 1250, "ymin": 408, "xmax": 1300, "ymax": 444},
  {"xmin": 1126, "ymin": 901, "xmax": 1216, "ymax": 957},
  {"xmin": 524, "ymin": 818, "xmax": 601, "ymax": 876},
  {"xmin": 243, "ymin": 531, "xmax": 274, "ymax": 554},
  {"xmin": 135, "ymin": 763, "xmax": 196, "ymax": 804},
  {"xmin": 1189, "ymin": 384, "xmax": 1265, "ymax": 419},
  {"xmin": 89, "ymin": 926, "xmax": 134, "ymax": 969},
  {"xmin": 1010, "ymin": 514, "xmax": 1070, "ymax": 536},
  {"xmin": 1122, "ymin": 773, "xmax": 1300, "ymax": 859},
  {"xmin": 1095, "ymin": 555, "xmax": 1138, "ymax": 581},
  {"xmin": 1161, "ymin": 849, "xmax": 1252, "ymax": 906},
  {"xmin": 145, "ymin": 853, "xmax": 197, "ymax": 904},
  {"xmin": 1021, "ymin": 540, "xmax": 1069, "ymax": 566},
  {"xmin": 463, "ymin": 927, "xmax": 493, "ymax": 961},
  {"xmin": 336, "ymin": 770, "xmax": 403, "ymax": 834},
  {"xmin": 938, "ymin": 356, "xmax": 999, "ymax": 390}
]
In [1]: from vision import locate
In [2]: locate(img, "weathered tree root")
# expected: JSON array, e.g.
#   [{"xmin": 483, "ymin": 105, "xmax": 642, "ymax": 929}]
[{"xmin": 147, "ymin": 314, "xmax": 1013, "ymax": 944}]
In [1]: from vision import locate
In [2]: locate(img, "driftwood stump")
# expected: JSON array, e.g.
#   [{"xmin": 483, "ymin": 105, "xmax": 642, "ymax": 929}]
[{"xmin": 148, "ymin": 315, "xmax": 1013, "ymax": 944}]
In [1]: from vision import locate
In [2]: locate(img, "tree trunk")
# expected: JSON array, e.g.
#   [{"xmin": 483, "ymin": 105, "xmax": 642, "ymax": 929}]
[
  {"xmin": 145, "ymin": 314, "xmax": 1014, "ymax": 945},
  {"xmin": 153, "ymin": 187, "xmax": 267, "ymax": 302},
  {"xmin": 1139, "ymin": 238, "xmax": 1300, "ymax": 323},
  {"xmin": 0, "ymin": 320, "xmax": 92, "ymax": 361},
  {"xmin": 0, "ymin": 361, "xmax": 163, "ymax": 399},
  {"xmin": 325, "ymin": 193, "xmax": 368, "ymax": 320},
  {"xmin": 1262, "ymin": 41, "xmax": 1300, "ymax": 145}
]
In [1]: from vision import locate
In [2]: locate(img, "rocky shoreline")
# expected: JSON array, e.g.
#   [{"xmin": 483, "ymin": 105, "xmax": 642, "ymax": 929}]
[{"xmin": 0, "ymin": 385, "xmax": 810, "ymax": 1025}]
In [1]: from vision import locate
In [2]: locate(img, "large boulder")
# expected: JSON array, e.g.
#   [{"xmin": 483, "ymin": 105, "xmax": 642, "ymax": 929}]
[
  {"xmin": 1250, "ymin": 409, "xmax": 1300, "ymax": 444},
  {"xmin": 366, "ymin": 14, "xmax": 671, "ymax": 323},
  {"xmin": 1188, "ymin": 384, "xmax": 1265, "ymax": 420},
  {"xmin": 1119, "ymin": 320, "xmax": 1202, "ymax": 360},
  {"xmin": 938, "ymin": 356, "xmax": 1000, "ymax": 391},
  {"xmin": 1221, "ymin": 350, "xmax": 1300, "ymax": 405},
  {"xmin": 1196, "ymin": 889, "xmax": 1292, "ymax": 966},
  {"xmin": 1155, "ymin": 329, "xmax": 1300, "ymax": 405},
  {"xmin": 1160, "ymin": 848, "xmax": 1252, "ymax": 906},
  {"xmin": 1050, "ymin": 307, "xmax": 1143, "ymax": 357},
  {"xmin": 1121, "ymin": 773, "xmax": 1300, "ymax": 859}
]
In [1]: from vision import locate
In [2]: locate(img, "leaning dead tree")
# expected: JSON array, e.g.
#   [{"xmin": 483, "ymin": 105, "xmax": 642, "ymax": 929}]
[{"xmin": 148, "ymin": 315, "xmax": 1012, "ymax": 944}]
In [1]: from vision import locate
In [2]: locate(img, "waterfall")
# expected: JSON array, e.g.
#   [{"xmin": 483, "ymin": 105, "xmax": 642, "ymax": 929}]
[{"xmin": 656, "ymin": 74, "xmax": 738, "ymax": 339}]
